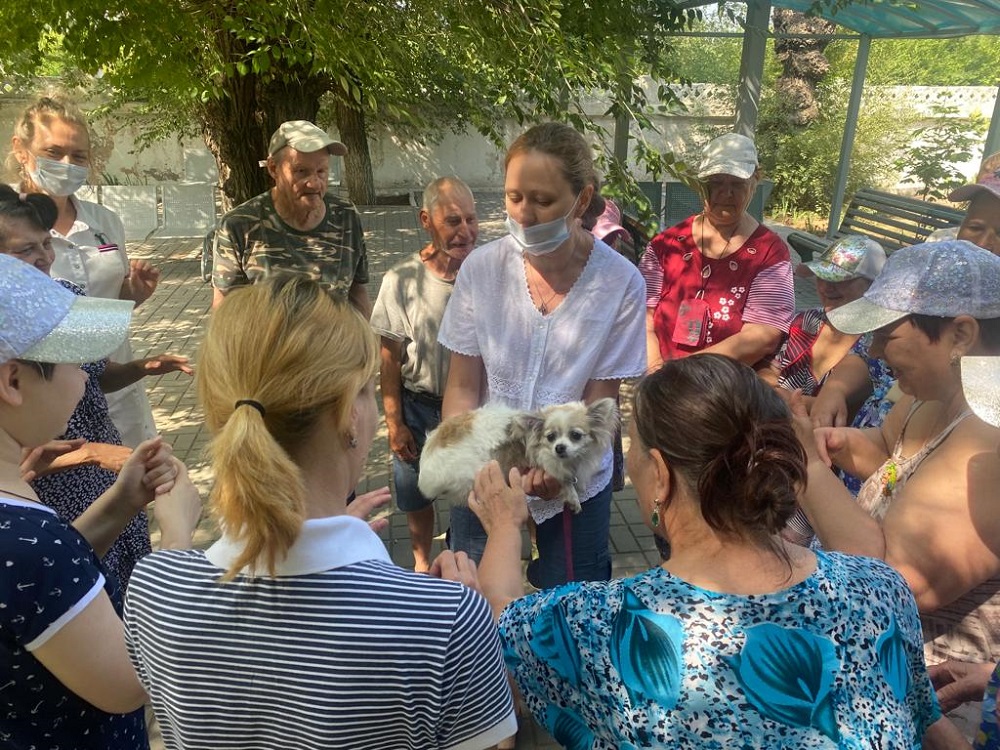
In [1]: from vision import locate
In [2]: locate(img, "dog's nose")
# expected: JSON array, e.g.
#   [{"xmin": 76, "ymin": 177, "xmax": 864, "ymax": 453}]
[{"xmin": 555, "ymin": 444, "xmax": 567, "ymax": 457}]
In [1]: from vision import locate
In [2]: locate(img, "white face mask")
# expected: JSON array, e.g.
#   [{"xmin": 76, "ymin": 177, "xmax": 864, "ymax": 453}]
[
  {"xmin": 506, "ymin": 195, "xmax": 580, "ymax": 256},
  {"xmin": 29, "ymin": 156, "xmax": 89, "ymax": 197}
]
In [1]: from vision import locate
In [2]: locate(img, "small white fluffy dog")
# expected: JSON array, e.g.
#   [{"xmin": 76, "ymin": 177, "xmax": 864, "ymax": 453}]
[{"xmin": 418, "ymin": 398, "xmax": 619, "ymax": 513}]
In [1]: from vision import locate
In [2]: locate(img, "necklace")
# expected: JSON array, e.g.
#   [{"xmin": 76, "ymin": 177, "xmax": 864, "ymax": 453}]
[
  {"xmin": 525, "ymin": 244, "xmax": 582, "ymax": 314},
  {"xmin": 527, "ymin": 268, "xmax": 568, "ymax": 314},
  {"xmin": 699, "ymin": 214, "xmax": 743, "ymax": 259}
]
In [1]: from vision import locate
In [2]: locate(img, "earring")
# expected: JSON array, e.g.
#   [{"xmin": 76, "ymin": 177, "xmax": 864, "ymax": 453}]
[
  {"xmin": 651, "ymin": 504, "xmax": 662, "ymax": 528},
  {"xmin": 950, "ymin": 354, "xmax": 961, "ymax": 367},
  {"xmin": 347, "ymin": 432, "xmax": 358, "ymax": 449}
]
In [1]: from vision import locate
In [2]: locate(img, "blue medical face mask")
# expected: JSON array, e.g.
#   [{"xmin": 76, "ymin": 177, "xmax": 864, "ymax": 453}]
[
  {"xmin": 29, "ymin": 156, "xmax": 89, "ymax": 197},
  {"xmin": 506, "ymin": 195, "xmax": 580, "ymax": 256}
]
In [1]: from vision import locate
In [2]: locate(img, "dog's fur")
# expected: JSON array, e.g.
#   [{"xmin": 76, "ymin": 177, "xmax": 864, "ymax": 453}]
[{"xmin": 418, "ymin": 398, "xmax": 619, "ymax": 513}]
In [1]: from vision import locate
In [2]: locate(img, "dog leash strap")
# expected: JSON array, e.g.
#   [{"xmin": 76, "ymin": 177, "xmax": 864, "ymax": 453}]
[{"xmin": 562, "ymin": 509, "xmax": 574, "ymax": 582}]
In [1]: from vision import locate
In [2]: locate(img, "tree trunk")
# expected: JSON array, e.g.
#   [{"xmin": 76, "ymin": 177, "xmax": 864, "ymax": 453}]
[
  {"xmin": 334, "ymin": 96, "xmax": 376, "ymax": 206},
  {"xmin": 201, "ymin": 70, "xmax": 270, "ymax": 211},
  {"xmin": 772, "ymin": 10, "xmax": 837, "ymax": 127}
]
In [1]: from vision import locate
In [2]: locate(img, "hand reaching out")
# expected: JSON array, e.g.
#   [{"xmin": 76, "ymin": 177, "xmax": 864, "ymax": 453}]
[
  {"xmin": 152, "ymin": 459, "xmax": 203, "ymax": 550},
  {"xmin": 429, "ymin": 550, "xmax": 482, "ymax": 592},
  {"xmin": 114, "ymin": 436, "xmax": 177, "ymax": 511},
  {"xmin": 929, "ymin": 659, "xmax": 996, "ymax": 714},
  {"xmin": 139, "ymin": 354, "xmax": 194, "ymax": 377},
  {"xmin": 811, "ymin": 391, "xmax": 850, "ymax": 428},
  {"xmin": 123, "ymin": 259, "xmax": 160, "ymax": 305},
  {"xmin": 346, "ymin": 487, "xmax": 392, "ymax": 533},
  {"xmin": 20, "ymin": 438, "xmax": 87, "ymax": 481},
  {"xmin": 468, "ymin": 462, "xmax": 529, "ymax": 534}
]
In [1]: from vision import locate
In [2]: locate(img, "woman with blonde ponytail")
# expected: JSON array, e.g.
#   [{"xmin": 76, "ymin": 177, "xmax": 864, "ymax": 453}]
[{"xmin": 124, "ymin": 275, "xmax": 516, "ymax": 750}]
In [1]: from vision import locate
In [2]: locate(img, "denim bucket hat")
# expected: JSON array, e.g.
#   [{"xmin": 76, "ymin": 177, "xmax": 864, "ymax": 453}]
[{"xmin": 826, "ymin": 240, "xmax": 1000, "ymax": 335}]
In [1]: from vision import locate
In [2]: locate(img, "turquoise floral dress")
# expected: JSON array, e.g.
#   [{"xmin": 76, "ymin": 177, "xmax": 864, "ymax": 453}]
[
  {"xmin": 498, "ymin": 551, "xmax": 938, "ymax": 749},
  {"xmin": 976, "ymin": 663, "xmax": 1000, "ymax": 749}
]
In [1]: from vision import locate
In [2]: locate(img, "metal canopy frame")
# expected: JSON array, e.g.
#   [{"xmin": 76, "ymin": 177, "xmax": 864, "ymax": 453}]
[{"xmin": 661, "ymin": 0, "xmax": 1000, "ymax": 237}]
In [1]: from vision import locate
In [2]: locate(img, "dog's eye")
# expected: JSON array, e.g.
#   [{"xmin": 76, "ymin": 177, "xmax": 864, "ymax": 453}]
[
  {"xmin": 546, "ymin": 431, "xmax": 557, "ymax": 442},
  {"xmin": 569, "ymin": 430, "xmax": 584, "ymax": 441}
]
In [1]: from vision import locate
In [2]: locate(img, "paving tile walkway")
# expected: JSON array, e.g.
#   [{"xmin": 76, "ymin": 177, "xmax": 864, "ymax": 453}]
[{"xmin": 129, "ymin": 202, "xmax": 816, "ymax": 749}]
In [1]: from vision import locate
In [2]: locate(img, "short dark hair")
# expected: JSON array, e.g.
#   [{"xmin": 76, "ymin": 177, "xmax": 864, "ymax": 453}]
[
  {"xmin": 15, "ymin": 359, "xmax": 56, "ymax": 379},
  {"xmin": 911, "ymin": 314, "xmax": 1000, "ymax": 354}
]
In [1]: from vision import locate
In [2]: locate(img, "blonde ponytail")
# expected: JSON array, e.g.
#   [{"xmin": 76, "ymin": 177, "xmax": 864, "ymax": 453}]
[{"xmin": 197, "ymin": 276, "xmax": 378, "ymax": 579}]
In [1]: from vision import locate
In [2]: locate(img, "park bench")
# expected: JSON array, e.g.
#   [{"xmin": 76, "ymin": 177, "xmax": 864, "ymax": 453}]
[{"xmin": 786, "ymin": 188, "xmax": 964, "ymax": 262}]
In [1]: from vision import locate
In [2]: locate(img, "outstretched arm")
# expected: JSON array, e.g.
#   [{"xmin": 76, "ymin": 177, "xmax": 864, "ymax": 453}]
[
  {"xmin": 100, "ymin": 354, "xmax": 193, "ymax": 393},
  {"xmin": 812, "ymin": 353, "xmax": 872, "ymax": 428},
  {"xmin": 442, "ymin": 352, "xmax": 486, "ymax": 420}
]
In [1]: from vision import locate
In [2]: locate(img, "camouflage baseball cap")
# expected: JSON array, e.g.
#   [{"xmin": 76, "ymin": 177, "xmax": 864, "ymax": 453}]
[
  {"xmin": 268, "ymin": 120, "xmax": 347, "ymax": 157},
  {"xmin": 949, "ymin": 151, "xmax": 1000, "ymax": 202}
]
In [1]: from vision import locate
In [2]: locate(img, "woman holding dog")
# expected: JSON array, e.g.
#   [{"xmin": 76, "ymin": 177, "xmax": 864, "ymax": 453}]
[
  {"xmin": 450, "ymin": 354, "xmax": 938, "ymax": 746},
  {"xmin": 439, "ymin": 122, "xmax": 646, "ymax": 589},
  {"xmin": 124, "ymin": 275, "xmax": 516, "ymax": 750}
]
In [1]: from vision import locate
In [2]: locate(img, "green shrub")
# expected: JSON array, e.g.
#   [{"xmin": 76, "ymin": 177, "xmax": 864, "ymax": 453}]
[
  {"xmin": 893, "ymin": 104, "xmax": 988, "ymax": 201},
  {"xmin": 755, "ymin": 77, "xmax": 912, "ymax": 217}
]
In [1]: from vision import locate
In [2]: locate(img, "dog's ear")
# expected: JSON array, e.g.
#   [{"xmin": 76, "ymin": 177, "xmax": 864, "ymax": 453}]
[
  {"xmin": 509, "ymin": 412, "xmax": 544, "ymax": 441},
  {"xmin": 587, "ymin": 398, "xmax": 620, "ymax": 431}
]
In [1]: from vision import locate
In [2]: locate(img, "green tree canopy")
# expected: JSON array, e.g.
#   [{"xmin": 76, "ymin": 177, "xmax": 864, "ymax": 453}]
[{"xmin": 0, "ymin": 0, "xmax": 702, "ymax": 206}]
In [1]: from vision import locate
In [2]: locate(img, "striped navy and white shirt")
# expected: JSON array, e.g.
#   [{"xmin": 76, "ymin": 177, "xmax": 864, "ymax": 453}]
[{"xmin": 124, "ymin": 515, "xmax": 515, "ymax": 750}]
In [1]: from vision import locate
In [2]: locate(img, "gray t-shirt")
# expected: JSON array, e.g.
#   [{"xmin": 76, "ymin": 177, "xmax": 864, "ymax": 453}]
[{"xmin": 370, "ymin": 253, "xmax": 455, "ymax": 396}]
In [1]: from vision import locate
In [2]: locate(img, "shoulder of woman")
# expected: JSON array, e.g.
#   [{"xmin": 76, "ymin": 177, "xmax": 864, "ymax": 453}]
[
  {"xmin": 940, "ymin": 417, "xmax": 1000, "ymax": 455},
  {"xmin": 651, "ymin": 215, "xmax": 695, "ymax": 245},
  {"xmin": 748, "ymin": 224, "xmax": 791, "ymax": 259},
  {"xmin": 76, "ymin": 198, "xmax": 123, "ymax": 228}
]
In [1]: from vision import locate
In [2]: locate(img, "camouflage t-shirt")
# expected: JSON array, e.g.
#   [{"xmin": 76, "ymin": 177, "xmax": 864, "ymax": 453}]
[{"xmin": 213, "ymin": 191, "xmax": 369, "ymax": 300}]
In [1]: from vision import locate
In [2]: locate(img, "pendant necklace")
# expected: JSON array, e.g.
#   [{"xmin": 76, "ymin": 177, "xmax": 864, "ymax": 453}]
[
  {"xmin": 700, "ymin": 214, "xmax": 742, "ymax": 260},
  {"xmin": 528, "ymin": 269, "xmax": 566, "ymax": 314},
  {"xmin": 526, "ymin": 246, "xmax": 578, "ymax": 314}
]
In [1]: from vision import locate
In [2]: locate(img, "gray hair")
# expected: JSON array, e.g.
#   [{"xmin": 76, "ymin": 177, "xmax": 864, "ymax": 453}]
[{"xmin": 422, "ymin": 176, "xmax": 474, "ymax": 213}]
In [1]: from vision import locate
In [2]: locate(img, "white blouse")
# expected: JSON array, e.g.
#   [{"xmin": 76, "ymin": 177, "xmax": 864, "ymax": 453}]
[
  {"xmin": 50, "ymin": 196, "xmax": 156, "ymax": 447},
  {"xmin": 439, "ymin": 235, "xmax": 647, "ymax": 522}
]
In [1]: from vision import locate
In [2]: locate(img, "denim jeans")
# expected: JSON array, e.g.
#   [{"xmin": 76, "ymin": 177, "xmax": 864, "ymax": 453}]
[
  {"xmin": 449, "ymin": 481, "xmax": 613, "ymax": 590},
  {"xmin": 393, "ymin": 389, "xmax": 442, "ymax": 512}
]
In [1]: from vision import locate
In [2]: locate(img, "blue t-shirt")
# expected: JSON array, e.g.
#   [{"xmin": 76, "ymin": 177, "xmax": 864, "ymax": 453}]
[
  {"xmin": 0, "ymin": 497, "xmax": 147, "ymax": 750},
  {"xmin": 499, "ymin": 550, "xmax": 939, "ymax": 749}
]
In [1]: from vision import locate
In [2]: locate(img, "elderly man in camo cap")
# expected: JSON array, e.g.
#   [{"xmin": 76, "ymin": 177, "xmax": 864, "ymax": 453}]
[{"xmin": 211, "ymin": 120, "xmax": 370, "ymax": 316}]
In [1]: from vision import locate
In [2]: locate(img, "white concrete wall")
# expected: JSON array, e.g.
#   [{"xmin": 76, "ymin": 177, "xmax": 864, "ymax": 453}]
[{"xmin": 1, "ymin": 84, "xmax": 994, "ymax": 192}]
